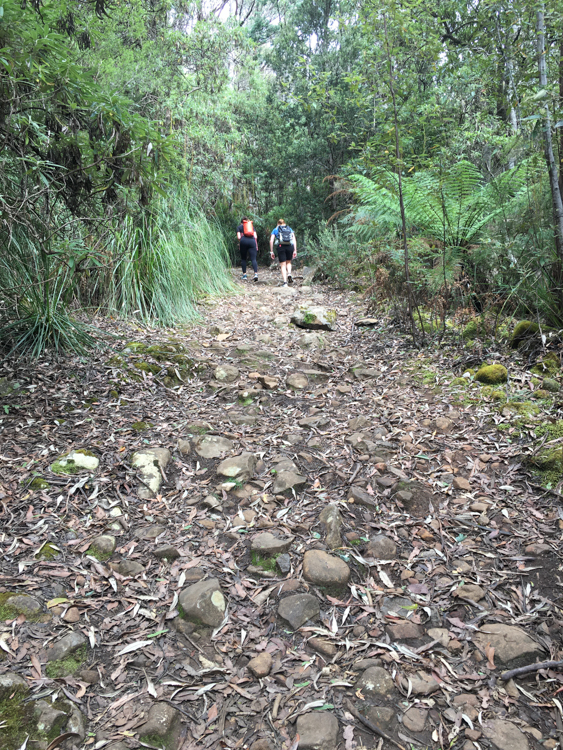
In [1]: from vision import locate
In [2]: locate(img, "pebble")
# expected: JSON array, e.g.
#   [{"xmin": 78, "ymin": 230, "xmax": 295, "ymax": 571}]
[
  {"xmin": 402, "ymin": 706, "xmax": 427, "ymax": 732},
  {"xmin": 303, "ymin": 549, "xmax": 350, "ymax": 589},
  {"xmin": 154, "ymin": 545, "xmax": 181, "ymax": 560},
  {"xmin": 296, "ymin": 711, "xmax": 339, "ymax": 750},
  {"xmin": 356, "ymin": 666, "xmax": 395, "ymax": 696},
  {"xmin": 308, "ymin": 637, "xmax": 337, "ymax": 657},
  {"xmin": 247, "ymin": 652, "xmax": 273, "ymax": 678},
  {"xmin": 62, "ymin": 607, "xmax": 80, "ymax": 623}
]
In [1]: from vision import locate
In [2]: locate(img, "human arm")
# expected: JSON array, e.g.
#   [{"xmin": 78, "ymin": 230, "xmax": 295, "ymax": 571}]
[
  {"xmin": 292, "ymin": 232, "xmax": 297, "ymax": 258},
  {"xmin": 269, "ymin": 232, "xmax": 275, "ymax": 258}
]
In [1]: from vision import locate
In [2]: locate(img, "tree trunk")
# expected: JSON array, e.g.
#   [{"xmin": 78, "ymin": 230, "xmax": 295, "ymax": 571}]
[{"xmin": 537, "ymin": 7, "xmax": 563, "ymax": 304}]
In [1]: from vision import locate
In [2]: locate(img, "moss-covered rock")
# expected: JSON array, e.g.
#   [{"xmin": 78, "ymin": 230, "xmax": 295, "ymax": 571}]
[
  {"xmin": 36, "ymin": 542, "xmax": 60, "ymax": 560},
  {"xmin": 491, "ymin": 390, "xmax": 506, "ymax": 401},
  {"xmin": 134, "ymin": 361, "xmax": 161, "ymax": 375},
  {"xmin": 531, "ymin": 353, "xmax": 560, "ymax": 376},
  {"xmin": 475, "ymin": 364, "xmax": 508, "ymax": 384},
  {"xmin": 45, "ymin": 645, "xmax": 87, "ymax": 679},
  {"xmin": 503, "ymin": 401, "xmax": 540, "ymax": 418},
  {"xmin": 29, "ymin": 477, "xmax": 50, "ymax": 490},
  {"xmin": 450, "ymin": 377, "xmax": 468, "ymax": 387},
  {"xmin": 511, "ymin": 320, "xmax": 539, "ymax": 348},
  {"xmin": 542, "ymin": 377, "xmax": 560, "ymax": 393},
  {"xmin": 131, "ymin": 421, "xmax": 153, "ymax": 432},
  {"xmin": 123, "ymin": 342, "xmax": 148, "ymax": 353},
  {"xmin": 462, "ymin": 319, "xmax": 479, "ymax": 340},
  {"xmin": 533, "ymin": 389, "xmax": 551, "ymax": 400},
  {"xmin": 50, "ymin": 449, "xmax": 99, "ymax": 475},
  {"xmin": 0, "ymin": 682, "xmax": 37, "ymax": 750},
  {"xmin": 528, "ymin": 446, "xmax": 563, "ymax": 488}
]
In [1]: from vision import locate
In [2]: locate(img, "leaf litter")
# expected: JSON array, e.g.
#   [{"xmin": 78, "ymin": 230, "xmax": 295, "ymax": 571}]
[{"xmin": 0, "ymin": 268, "xmax": 560, "ymax": 750}]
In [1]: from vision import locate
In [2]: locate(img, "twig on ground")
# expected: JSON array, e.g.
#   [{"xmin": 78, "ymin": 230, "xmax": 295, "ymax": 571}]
[{"xmin": 501, "ymin": 660, "xmax": 563, "ymax": 681}]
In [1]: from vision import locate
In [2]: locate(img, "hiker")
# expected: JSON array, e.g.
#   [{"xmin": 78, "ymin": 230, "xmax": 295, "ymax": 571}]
[
  {"xmin": 237, "ymin": 217, "xmax": 259, "ymax": 282},
  {"xmin": 269, "ymin": 219, "xmax": 296, "ymax": 286}
]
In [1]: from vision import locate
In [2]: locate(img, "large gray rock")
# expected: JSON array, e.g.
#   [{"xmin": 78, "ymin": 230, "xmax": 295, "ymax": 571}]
[
  {"xmin": 319, "ymin": 504, "xmax": 343, "ymax": 550},
  {"xmin": 214, "ymin": 364, "xmax": 240, "ymax": 383},
  {"xmin": 131, "ymin": 448, "xmax": 171, "ymax": 499},
  {"xmin": 278, "ymin": 594, "xmax": 320, "ymax": 629},
  {"xmin": 251, "ymin": 532, "xmax": 293, "ymax": 556},
  {"xmin": 139, "ymin": 702, "xmax": 182, "ymax": 750},
  {"xmin": 296, "ymin": 712, "xmax": 339, "ymax": 750},
  {"xmin": 216, "ymin": 452, "xmax": 256, "ymax": 481},
  {"xmin": 356, "ymin": 666, "xmax": 395, "ymax": 697},
  {"xmin": 273, "ymin": 471, "xmax": 307, "ymax": 493},
  {"xmin": 483, "ymin": 720, "xmax": 529, "ymax": 750},
  {"xmin": 35, "ymin": 701, "xmax": 68, "ymax": 736},
  {"xmin": 194, "ymin": 434, "xmax": 234, "ymax": 458},
  {"xmin": 47, "ymin": 631, "xmax": 87, "ymax": 662},
  {"xmin": 363, "ymin": 706, "xmax": 396, "ymax": 732},
  {"xmin": 179, "ymin": 578, "xmax": 226, "ymax": 628},
  {"xmin": 473, "ymin": 624, "xmax": 544, "ymax": 668},
  {"xmin": 303, "ymin": 550, "xmax": 350, "ymax": 590},
  {"xmin": 291, "ymin": 305, "xmax": 337, "ymax": 331}
]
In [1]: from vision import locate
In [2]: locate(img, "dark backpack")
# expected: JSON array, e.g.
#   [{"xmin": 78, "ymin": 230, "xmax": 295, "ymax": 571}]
[{"xmin": 278, "ymin": 225, "xmax": 292, "ymax": 245}]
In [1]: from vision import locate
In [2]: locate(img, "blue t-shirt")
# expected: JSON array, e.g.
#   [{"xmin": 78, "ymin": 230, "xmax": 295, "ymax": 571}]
[{"xmin": 271, "ymin": 226, "xmax": 294, "ymax": 244}]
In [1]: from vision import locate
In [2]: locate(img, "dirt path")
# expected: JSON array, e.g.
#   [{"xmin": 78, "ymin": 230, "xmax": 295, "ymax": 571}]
[{"xmin": 0, "ymin": 268, "xmax": 561, "ymax": 750}]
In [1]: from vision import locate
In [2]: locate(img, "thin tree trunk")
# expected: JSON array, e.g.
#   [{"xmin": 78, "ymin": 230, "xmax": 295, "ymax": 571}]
[
  {"xmin": 383, "ymin": 13, "xmax": 417, "ymax": 345},
  {"xmin": 537, "ymin": 7, "xmax": 563, "ymax": 306}
]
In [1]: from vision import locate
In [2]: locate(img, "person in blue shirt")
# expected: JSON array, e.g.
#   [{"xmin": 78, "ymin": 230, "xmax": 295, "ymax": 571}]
[{"xmin": 269, "ymin": 219, "xmax": 297, "ymax": 286}]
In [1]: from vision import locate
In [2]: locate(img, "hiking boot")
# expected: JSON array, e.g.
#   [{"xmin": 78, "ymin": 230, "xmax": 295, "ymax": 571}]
[
  {"xmin": 282, "ymin": 282, "xmax": 288, "ymax": 287},
  {"xmin": 253, "ymin": 275, "xmax": 258, "ymax": 283},
  {"xmin": 287, "ymin": 274, "xmax": 293, "ymax": 284},
  {"xmin": 242, "ymin": 274, "xmax": 247, "ymax": 280}
]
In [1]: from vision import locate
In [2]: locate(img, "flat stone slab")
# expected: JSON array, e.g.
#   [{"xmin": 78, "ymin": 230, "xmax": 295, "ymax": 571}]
[
  {"xmin": 251, "ymin": 532, "xmax": 293, "ymax": 555},
  {"xmin": 216, "ymin": 452, "xmax": 256, "ymax": 481},
  {"xmin": 296, "ymin": 711, "xmax": 339, "ymax": 750},
  {"xmin": 303, "ymin": 550, "xmax": 350, "ymax": 589},
  {"xmin": 131, "ymin": 448, "xmax": 171, "ymax": 499},
  {"xmin": 483, "ymin": 720, "xmax": 529, "ymax": 750},
  {"xmin": 278, "ymin": 593, "xmax": 320, "ymax": 629},
  {"xmin": 51, "ymin": 449, "xmax": 99, "ymax": 474},
  {"xmin": 473, "ymin": 624, "xmax": 544, "ymax": 668},
  {"xmin": 214, "ymin": 364, "xmax": 239, "ymax": 383},
  {"xmin": 194, "ymin": 434, "xmax": 234, "ymax": 458},
  {"xmin": 47, "ymin": 631, "xmax": 87, "ymax": 662},
  {"xmin": 179, "ymin": 578, "xmax": 226, "ymax": 628},
  {"xmin": 272, "ymin": 470, "xmax": 307, "ymax": 493}
]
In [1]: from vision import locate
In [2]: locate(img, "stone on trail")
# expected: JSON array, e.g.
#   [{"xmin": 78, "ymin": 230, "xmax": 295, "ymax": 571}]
[
  {"xmin": 194, "ymin": 434, "xmax": 234, "ymax": 458},
  {"xmin": 251, "ymin": 532, "xmax": 293, "ymax": 556},
  {"xmin": 352, "ymin": 367, "xmax": 379, "ymax": 380},
  {"xmin": 453, "ymin": 476, "xmax": 472, "ymax": 491},
  {"xmin": 366, "ymin": 534, "xmax": 396, "ymax": 559},
  {"xmin": 179, "ymin": 578, "xmax": 226, "ymax": 628},
  {"xmin": 291, "ymin": 305, "xmax": 337, "ymax": 331},
  {"xmin": 319, "ymin": 504, "xmax": 343, "ymax": 550},
  {"xmin": 247, "ymin": 652, "xmax": 273, "ymax": 678},
  {"xmin": 380, "ymin": 596, "xmax": 414, "ymax": 619},
  {"xmin": 131, "ymin": 447, "xmax": 171, "ymax": 499},
  {"xmin": 308, "ymin": 637, "xmax": 337, "ymax": 658},
  {"xmin": 300, "ymin": 368, "xmax": 330, "ymax": 382},
  {"xmin": 454, "ymin": 583, "xmax": 485, "ymax": 602},
  {"xmin": 257, "ymin": 374, "xmax": 279, "ymax": 390},
  {"xmin": 88, "ymin": 534, "xmax": 116, "ymax": 559},
  {"xmin": 287, "ymin": 372, "xmax": 309, "ymax": 390},
  {"xmin": 276, "ymin": 553, "xmax": 291, "ymax": 573},
  {"xmin": 214, "ymin": 364, "xmax": 239, "ymax": 383},
  {"xmin": 136, "ymin": 524, "xmax": 165, "ymax": 540},
  {"xmin": 434, "ymin": 417, "xmax": 453, "ymax": 433},
  {"xmin": 402, "ymin": 707, "xmax": 427, "ymax": 732},
  {"xmin": 387, "ymin": 621, "xmax": 423, "ymax": 640},
  {"xmin": 363, "ymin": 706, "xmax": 396, "ymax": 732},
  {"xmin": 47, "ymin": 631, "xmax": 87, "ymax": 662},
  {"xmin": 154, "ymin": 545, "xmax": 181, "ymax": 560},
  {"xmin": 139, "ymin": 702, "xmax": 182, "ymax": 750},
  {"xmin": 278, "ymin": 593, "xmax": 320, "ymax": 629},
  {"xmin": 272, "ymin": 470, "xmax": 307, "ymax": 494},
  {"xmin": 473, "ymin": 624, "xmax": 544, "ymax": 668},
  {"xmin": 0, "ymin": 672, "xmax": 29, "ymax": 697},
  {"xmin": 483, "ymin": 720, "xmax": 529, "ymax": 750},
  {"xmin": 3, "ymin": 594, "xmax": 42, "ymax": 617},
  {"xmin": 216, "ymin": 452, "xmax": 256, "ymax": 481},
  {"xmin": 296, "ymin": 711, "xmax": 339, "ymax": 750},
  {"xmin": 356, "ymin": 666, "xmax": 395, "ymax": 697},
  {"xmin": 303, "ymin": 549, "xmax": 350, "ymax": 590},
  {"xmin": 402, "ymin": 671, "xmax": 440, "ymax": 695},
  {"xmin": 297, "ymin": 332, "xmax": 324, "ymax": 349},
  {"xmin": 348, "ymin": 485, "xmax": 377, "ymax": 508},
  {"xmin": 115, "ymin": 560, "xmax": 144, "ymax": 577},
  {"xmin": 51, "ymin": 449, "xmax": 99, "ymax": 474}
]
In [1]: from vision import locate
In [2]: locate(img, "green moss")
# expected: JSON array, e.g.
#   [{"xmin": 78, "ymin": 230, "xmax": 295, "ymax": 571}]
[
  {"xmin": 45, "ymin": 645, "xmax": 86, "ymax": 679},
  {"xmin": 535, "ymin": 420, "xmax": 563, "ymax": 440},
  {"xmin": 109, "ymin": 389, "xmax": 119, "ymax": 398},
  {"xmin": 36, "ymin": 542, "xmax": 59, "ymax": 560},
  {"xmin": 528, "ymin": 446, "xmax": 563, "ymax": 488},
  {"xmin": 534, "ymin": 389, "xmax": 551, "ymax": 400},
  {"xmin": 76, "ymin": 448, "xmax": 96, "ymax": 458},
  {"xmin": 462, "ymin": 368, "xmax": 476, "ymax": 378},
  {"xmin": 51, "ymin": 459, "xmax": 79, "ymax": 475},
  {"xmin": 504, "ymin": 401, "xmax": 539, "ymax": 418},
  {"xmin": 0, "ymin": 592, "xmax": 44, "ymax": 623},
  {"xmin": 497, "ymin": 423, "xmax": 511, "ymax": 431},
  {"xmin": 131, "ymin": 421, "xmax": 153, "ymax": 432},
  {"xmin": 106, "ymin": 355, "xmax": 124, "ymax": 366},
  {"xmin": 251, "ymin": 551, "xmax": 279, "ymax": 571},
  {"xmin": 462, "ymin": 320, "xmax": 479, "ymax": 340},
  {"xmin": 87, "ymin": 544, "xmax": 112, "ymax": 562},
  {"xmin": 511, "ymin": 320, "xmax": 540, "ymax": 348},
  {"xmin": 531, "ymin": 377, "xmax": 542, "ymax": 387},
  {"xmin": 134, "ymin": 361, "xmax": 161, "ymax": 375},
  {"xmin": 0, "ymin": 687, "xmax": 37, "ymax": 750},
  {"xmin": 303, "ymin": 313, "xmax": 317, "ymax": 324},
  {"xmin": 29, "ymin": 477, "xmax": 50, "ymax": 490},
  {"xmin": 531, "ymin": 353, "xmax": 560, "ymax": 376},
  {"xmin": 542, "ymin": 377, "xmax": 560, "ymax": 393},
  {"xmin": 450, "ymin": 377, "xmax": 468, "ymax": 387},
  {"xmin": 491, "ymin": 390, "xmax": 506, "ymax": 401},
  {"xmin": 475, "ymin": 364, "xmax": 508, "ymax": 384},
  {"xmin": 124, "ymin": 342, "xmax": 148, "ymax": 353}
]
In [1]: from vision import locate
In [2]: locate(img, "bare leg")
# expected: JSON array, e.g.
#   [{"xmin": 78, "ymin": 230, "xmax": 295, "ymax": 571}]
[
  {"xmin": 286, "ymin": 261, "xmax": 292, "ymax": 279},
  {"xmin": 280, "ymin": 261, "xmax": 288, "ymax": 283}
]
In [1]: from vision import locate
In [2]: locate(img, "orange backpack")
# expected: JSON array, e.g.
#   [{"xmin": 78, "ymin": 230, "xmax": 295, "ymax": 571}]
[{"xmin": 242, "ymin": 220, "xmax": 254, "ymax": 237}]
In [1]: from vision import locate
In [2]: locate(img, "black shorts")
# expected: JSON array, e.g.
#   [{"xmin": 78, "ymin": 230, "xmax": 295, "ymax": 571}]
[{"xmin": 277, "ymin": 245, "xmax": 294, "ymax": 262}]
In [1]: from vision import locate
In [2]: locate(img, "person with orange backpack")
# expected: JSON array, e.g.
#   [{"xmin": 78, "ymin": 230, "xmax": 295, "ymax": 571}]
[{"xmin": 237, "ymin": 217, "xmax": 259, "ymax": 282}]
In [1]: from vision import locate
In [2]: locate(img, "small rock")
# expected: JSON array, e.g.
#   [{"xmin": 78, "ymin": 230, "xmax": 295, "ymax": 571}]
[
  {"xmin": 454, "ymin": 584, "xmax": 485, "ymax": 602},
  {"xmin": 504, "ymin": 679, "xmax": 519, "ymax": 698},
  {"xmin": 47, "ymin": 631, "xmax": 87, "ymax": 662},
  {"xmin": 214, "ymin": 364, "xmax": 239, "ymax": 383},
  {"xmin": 248, "ymin": 652, "xmax": 273, "ymax": 678},
  {"xmin": 435, "ymin": 417, "xmax": 453, "ymax": 433},
  {"xmin": 250, "ymin": 740, "xmax": 273, "ymax": 750},
  {"xmin": 4, "ymin": 594, "xmax": 42, "ymax": 617},
  {"xmin": 524, "ymin": 543, "xmax": 551, "ymax": 555},
  {"xmin": 251, "ymin": 532, "xmax": 293, "ymax": 556},
  {"xmin": 303, "ymin": 549, "xmax": 350, "ymax": 590},
  {"xmin": 258, "ymin": 375, "xmax": 279, "ymax": 390},
  {"xmin": 403, "ymin": 671, "xmax": 440, "ymax": 695},
  {"xmin": 194, "ymin": 434, "xmax": 234, "ymax": 458},
  {"xmin": 62, "ymin": 607, "xmax": 80, "ymax": 623},
  {"xmin": 273, "ymin": 470, "xmax": 307, "ymax": 493},
  {"xmin": 452, "ymin": 693, "xmax": 479, "ymax": 707},
  {"xmin": 380, "ymin": 596, "xmax": 414, "ymax": 619},
  {"xmin": 178, "ymin": 439, "xmax": 191, "ymax": 455},
  {"xmin": 308, "ymin": 637, "xmax": 337, "ymax": 657},
  {"xmin": 453, "ymin": 477, "xmax": 472, "ymax": 491},
  {"xmin": 278, "ymin": 593, "xmax": 320, "ymax": 629},
  {"xmin": 319, "ymin": 504, "xmax": 343, "ymax": 550},
  {"xmin": 117, "ymin": 560, "xmax": 144, "ymax": 576},
  {"xmin": 79, "ymin": 669, "xmax": 99, "ymax": 684},
  {"xmin": 364, "ymin": 706, "xmax": 396, "ymax": 731},
  {"xmin": 291, "ymin": 305, "xmax": 337, "ymax": 331},
  {"xmin": 297, "ymin": 332, "xmax": 324, "ymax": 349},
  {"xmin": 0, "ymin": 672, "xmax": 29, "ymax": 697},
  {"xmin": 353, "ymin": 658, "xmax": 382, "ymax": 671},
  {"xmin": 483, "ymin": 720, "xmax": 529, "ymax": 750},
  {"xmin": 366, "ymin": 534, "xmax": 396, "ymax": 559},
  {"xmin": 402, "ymin": 707, "xmax": 427, "ymax": 732},
  {"xmin": 474, "ymin": 624, "xmax": 544, "ymax": 668},
  {"xmin": 387, "ymin": 622, "xmax": 423, "ymax": 640},
  {"xmin": 465, "ymin": 730, "xmax": 482, "ymax": 741},
  {"xmin": 131, "ymin": 448, "xmax": 171, "ymax": 499},
  {"xmin": 35, "ymin": 701, "xmax": 69, "ymax": 736},
  {"xmin": 154, "ymin": 545, "xmax": 181, "ymax": 560},
  {"xmin": 356, "ymin": 666, "xmax": 395, "ymax": 697},
  {"xmin": 287, "ymin": 373, "xmax": 309, "ymax": 390},
  {"xmin": 136, "ymin": 525, "xmax": 165, "ymax": 540},
  {"xmin": 179, "ymin": 578, "xmax": 226, "ymax": 628},
  {"xmin": 427, "ymin": 628, "xmax": 450, "ymax": 647},
  {"xmin": 217, "ymin": 452, "xmax": 256, "ymax": 481},
  {"xmin": 348, "ymin": 485, "xmax": 377, "ymax": 508},
  {"xmin": 542, "ymin": 377, "xmax": 560, "ymax": 392},
  {"xmin": 139, "ymin": 702, "xmax": 182, "ymax": 750},
  {"xmin": 51, "ymin": 449, "xmax": 99, "ymax": 474},
  {"xmin": 296, "ymin": 711, "xmax": 339, "ymax": 750}
]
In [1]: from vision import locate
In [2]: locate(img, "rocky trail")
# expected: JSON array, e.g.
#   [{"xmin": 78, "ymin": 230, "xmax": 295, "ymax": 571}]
[{"xmin": 0, "ymin": 268, "xmax": 562, "ymax": 750}]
